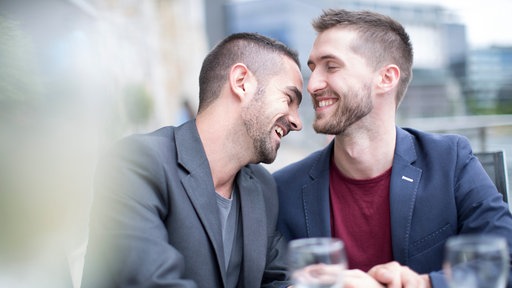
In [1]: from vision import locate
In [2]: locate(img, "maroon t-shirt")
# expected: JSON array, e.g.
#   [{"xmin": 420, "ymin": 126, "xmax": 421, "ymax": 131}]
[{"xmin": 329, "ymin": 160, "xmax": 394, "ymax": 272}]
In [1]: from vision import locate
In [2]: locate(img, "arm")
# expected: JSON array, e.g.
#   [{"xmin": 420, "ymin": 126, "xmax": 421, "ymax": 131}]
[
  {"xmin": 412, "ymin": 136, "xmax": 512, "ymax": 288},
  {"xmin": 81, "ymin": 137, "xmax": 197, "ymax": 288},
  {"xmin": 261, "ymin": 231, "xmax": 293, "ymax": 288},
  {"xmin": 451, "ymin": 138, "xmax": 512, "ymax": 287}
]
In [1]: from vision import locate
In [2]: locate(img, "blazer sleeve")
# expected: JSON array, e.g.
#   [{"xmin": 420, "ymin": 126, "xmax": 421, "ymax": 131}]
[
  {"xmin": 81, "ymin": 137, "xmax": 197, "ymax": 288},
  {"xmin": 261, "ymin": 231, "xmax": 292, "ymax": 288},
  {"xmin": 453, "ymin": 138, "xmax": 512, "ymax": 288}
]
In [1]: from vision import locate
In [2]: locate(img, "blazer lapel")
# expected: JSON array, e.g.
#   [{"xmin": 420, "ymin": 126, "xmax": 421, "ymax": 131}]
[
  {"xmin": 237, "ymin": 168, "xmax": 266, "ymax": 288},
  {"xmin": 175, "ymin": 120, "xmax": 227, "ymax": 284},
  {"xmin": 390, "ymin": 127, "xmax": 422, "ymax": 264},
  {"xmin": 303, "ymin": 142, "xmax": 334, "ymax": 238}
]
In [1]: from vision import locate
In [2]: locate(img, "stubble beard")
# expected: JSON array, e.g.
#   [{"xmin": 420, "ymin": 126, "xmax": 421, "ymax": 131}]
[
  {"xmin": 242, "ymin": 90, "xmax": 277, "ymax": 164},
  {"xmin": 313, "ymin": 84, "xmax": 373, "ymax": 135}
]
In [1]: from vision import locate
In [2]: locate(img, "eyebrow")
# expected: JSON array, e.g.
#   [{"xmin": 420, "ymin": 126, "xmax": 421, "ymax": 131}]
[
  {"xmin": 286, "ymin": 86, "xmax": 303, "ymax": 105},
  {"xmin": 307, "ymin": 54, "xmax": 341, "ymax": 67}
]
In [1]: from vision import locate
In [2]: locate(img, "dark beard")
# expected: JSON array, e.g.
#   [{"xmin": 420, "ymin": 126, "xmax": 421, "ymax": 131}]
[{"xmin": 242, "ymin": 89, "xmax": 277, "ymax": 164}]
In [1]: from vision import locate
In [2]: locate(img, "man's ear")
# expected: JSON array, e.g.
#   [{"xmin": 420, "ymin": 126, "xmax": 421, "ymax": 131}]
[
  {"xmin": 376, "ymin": 64, "xmax": 400, "ymax": 93},
  {"xmin": 229, "ymin": 63, "xmax": 254, "ymax": 101}
]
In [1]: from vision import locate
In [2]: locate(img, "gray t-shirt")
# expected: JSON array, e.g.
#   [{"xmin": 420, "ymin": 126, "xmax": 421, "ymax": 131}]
[{"xmin": 216, "ymin": 185, "xmax": 242, "ymax": 287}]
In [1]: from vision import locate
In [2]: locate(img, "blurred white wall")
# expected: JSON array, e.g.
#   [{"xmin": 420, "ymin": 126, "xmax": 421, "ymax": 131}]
[{"xmin": 0, "ymin": 0, "xmax": 208, "ymax": 287}]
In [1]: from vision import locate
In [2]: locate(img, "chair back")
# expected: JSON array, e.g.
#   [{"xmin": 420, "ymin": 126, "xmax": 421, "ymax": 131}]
[{"xmin": 475, "ymin": 150, "xmax": 509, "ymax": 203}]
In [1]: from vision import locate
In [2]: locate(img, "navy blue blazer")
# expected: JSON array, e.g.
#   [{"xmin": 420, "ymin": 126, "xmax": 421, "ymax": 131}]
[{"xmin": 274, "ymin": 126, "xmax": 512, "ymax": 288}]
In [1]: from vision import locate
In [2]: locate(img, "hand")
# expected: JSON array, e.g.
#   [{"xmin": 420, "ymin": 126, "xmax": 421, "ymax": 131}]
[
  {"xmin": 343, "ymin": 269, "xmax": 386, "ymax": 288},
  {"xmin": 367, "ymin": 261, "xmax": 431, "ymax": 288},
  {"xmin": 292, "ymin": 263, "xmax": 342, "ymax": 284}
]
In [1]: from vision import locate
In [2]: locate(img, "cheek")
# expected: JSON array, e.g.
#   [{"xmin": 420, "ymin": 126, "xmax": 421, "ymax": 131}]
[
  {"xmin": 326, "ymin": 74, "xmax": 347, "ymax": 90},
  {"xmin": 329, "ymin": 80, "xmax": 347, "ymax": 96}
]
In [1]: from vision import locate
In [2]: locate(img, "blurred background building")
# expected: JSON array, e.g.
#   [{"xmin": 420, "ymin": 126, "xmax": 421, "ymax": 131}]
[
  {"xmin": 222, "ymin": 0, "xmax": 512, "ymax": 174},
  {"xmin": 0, "ymin": 0, "xmax": 511, "ymax": 287},
  {"xmin": 466, "ymin": 46, "xmax": 512, "ymax": 114}
]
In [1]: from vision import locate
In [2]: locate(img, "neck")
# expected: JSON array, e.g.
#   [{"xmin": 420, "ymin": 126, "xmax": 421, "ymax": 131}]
[
  {"xmin": 196, "ymin": 106, "xmax": 250, "ymax": 198},
  {"xmin": 332, "ymin": 120, "xmax": 396, "ymax": 180}
]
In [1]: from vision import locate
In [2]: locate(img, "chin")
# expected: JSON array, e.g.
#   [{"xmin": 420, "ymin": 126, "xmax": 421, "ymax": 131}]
[
  {"xmin": 264, "ymin": 153, "xmax": 278, "ymax": 164},
  {"xmin": 260, "ymin": 151, "xmax": 277, "ymax": 164},
  {"xmin": 313, "ymin": 123, "xmax": 327, "ymax": 134}
]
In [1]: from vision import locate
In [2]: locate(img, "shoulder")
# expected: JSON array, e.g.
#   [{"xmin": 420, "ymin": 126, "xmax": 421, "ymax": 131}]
[
  {"xmin": 99, "ymin": 126, "xmax": 178, "ymax": 177},
  {"xmin": 246, "ymin": 164, "xmax": 274, "ymax": 186},
  {"xmin": 401, "ymin": 127, "xmax": 471, "ymax": 147},
  {"xmin": 273, "ymin": 143, "xmax": 332, "ymax": 182},
  {"xmin": 397, "ymin": 127, "xmax": 477, "ymax": 178},
  {"xmin": 119, "ymin": 126, "xmax": 176, "ymax": 151},
  {"xmin": 399, "ymin": 127, "xmax": 473, "ymax": 159}
]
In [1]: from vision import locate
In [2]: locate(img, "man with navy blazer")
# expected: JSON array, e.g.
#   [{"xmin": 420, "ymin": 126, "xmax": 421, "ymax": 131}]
[
  {"xmin": 275, "ymin": 127, "xmax": 512, "ymax": 287},
  {"xmin": 81, "ymin": 32, "xmax": 304, "ymax": 287},
  {"xmin": 274, "ymin": 9, "xmax": 512, "ymax": 288}
]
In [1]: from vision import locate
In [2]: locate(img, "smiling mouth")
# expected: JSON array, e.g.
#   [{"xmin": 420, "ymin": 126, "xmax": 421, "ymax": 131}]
[
  {"xmin": 317, "ymin": 99, "xmax": 336, "ymax": 108},
  {"xmin": 274, "ymin": 126, "xmax": 284, "ymax": 138}
]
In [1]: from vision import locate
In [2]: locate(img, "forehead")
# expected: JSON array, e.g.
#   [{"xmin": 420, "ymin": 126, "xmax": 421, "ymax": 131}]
[
  {"xmin": 265, "ymin": 56, "xmax": 303, "ymax": 102},
  {"xmin": 272, "ymin": 57, "xmax": 303, "ymax": 88},
  {"xmin": 308, "ymin": 28, "xmax": 359, "ymax": 63}
]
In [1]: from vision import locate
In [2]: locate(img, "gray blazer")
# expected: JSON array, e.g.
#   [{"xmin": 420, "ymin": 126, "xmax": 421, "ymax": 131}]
[{"xmin": 82, "ymin": 120, "xmax": 290, "ymax": 288}]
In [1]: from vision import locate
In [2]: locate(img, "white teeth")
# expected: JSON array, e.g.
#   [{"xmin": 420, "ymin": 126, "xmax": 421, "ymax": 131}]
[
  {"xmin": 275, "ymin": 126, "xmax": 284, "ymax": 138},
  {"xmin": 318, "ymin": 99, "xmax": 335, "ymax": 107}
]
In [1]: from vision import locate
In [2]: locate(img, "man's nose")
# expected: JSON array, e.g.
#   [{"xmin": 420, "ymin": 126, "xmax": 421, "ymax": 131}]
[
  {"xmin": 307, "ymin": 70, "xmax": 327, "ymax": 95},
  {"xmin": 288, "ymin": 109, "xmax": 302, "ymax": 131}
]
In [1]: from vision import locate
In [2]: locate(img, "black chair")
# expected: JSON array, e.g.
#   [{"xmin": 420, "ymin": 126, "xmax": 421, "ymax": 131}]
[{"xmin": 475, "ymin": 151, "xmax": 510, "ymax": 203}]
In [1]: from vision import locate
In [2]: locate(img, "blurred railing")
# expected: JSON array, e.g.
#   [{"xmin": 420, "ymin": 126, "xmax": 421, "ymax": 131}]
[
  {"xmin": 399, "ymin": 114, "xmax": 512, "ymax": 195},
  {"xmin": 399, "ymin": 114, "xmax": 512, "ymax": 152}
]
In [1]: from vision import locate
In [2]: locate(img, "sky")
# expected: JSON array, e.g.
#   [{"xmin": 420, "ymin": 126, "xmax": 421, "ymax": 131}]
[
  {"xmin": 396, "ymin": 0, "xmax": 512, "ymax": 47},
  {"xmin": 233, "ymin": 0, "xmax": 512, "ymax": 47}
]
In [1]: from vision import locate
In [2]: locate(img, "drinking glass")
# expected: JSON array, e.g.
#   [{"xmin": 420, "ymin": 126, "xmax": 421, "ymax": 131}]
[
  {"xmin": 443, "ymin": 234, "xmax": 509, "ymax": 288},
  {"xmin": 287, "ymin": 237, "xmax": 347, "ymax": 288}
]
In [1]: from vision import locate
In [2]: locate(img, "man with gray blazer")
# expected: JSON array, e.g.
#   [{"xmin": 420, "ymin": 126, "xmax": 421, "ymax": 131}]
[{"xmin": 81, "ymin": 32, "xmax": 304, "ymax": 287}]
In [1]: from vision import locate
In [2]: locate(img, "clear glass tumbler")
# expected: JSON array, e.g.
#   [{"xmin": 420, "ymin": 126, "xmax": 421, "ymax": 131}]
[
  {"xmin": 287, "ymin": 237, "xmax": 347, "ymax": 288},
  {"xmin": 443, "ymin": 234, "xmax": 509, "ymax": 288}
]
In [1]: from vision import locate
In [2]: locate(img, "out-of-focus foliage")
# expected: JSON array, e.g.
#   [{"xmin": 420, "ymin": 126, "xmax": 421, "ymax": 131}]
[{"xmin": 122, "ymin": 83, "xmax": 154, "ymax": 128}]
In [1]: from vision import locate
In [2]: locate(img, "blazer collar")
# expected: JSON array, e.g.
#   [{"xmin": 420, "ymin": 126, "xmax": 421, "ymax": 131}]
[
  {"xmin": 175, "ymin": 120, "xmax": 267, "ymax": 286},
  {"xmin": 303, "ymin": 141, "xmax": 334, "ymax": 237},
  {"xmin": 394, "ymin": 126, "xmax": 418, "ymax": 164},
  {"xmin": 237, "ymin": 167, "xmax": 267, "ymax": 287},
  {"xmin": 175, "ymin": 120, "xmax": 228, "ymax": 284},
  {"xmin": 389, "ymin": 127, "xmax": 422, "ymax": 264},
  {"xmin": 175, "ymin": 120, "xmax": 210, "ymax": 174},
  {"xmin": 308, "ymin": 141, "xmax": 334, "ymax": 180}
]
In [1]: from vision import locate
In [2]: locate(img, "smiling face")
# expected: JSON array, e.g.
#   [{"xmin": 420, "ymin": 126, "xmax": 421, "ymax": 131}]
[
  {"xmin": 242, "ymin": 56, "xmax": 303, "ymax": 164},
  {"xmin": 307, "ymin": 28, "xmax": 375, "ymax": 135}
]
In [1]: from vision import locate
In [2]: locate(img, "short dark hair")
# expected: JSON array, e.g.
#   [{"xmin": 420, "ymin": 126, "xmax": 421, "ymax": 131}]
[
  {"xmin": 313, "ymin": 9, "xmax": 413, "ymax": 107},
  {"xmin": 198, "ymin": 32, "xmax": 300, "ymax": 113}
]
